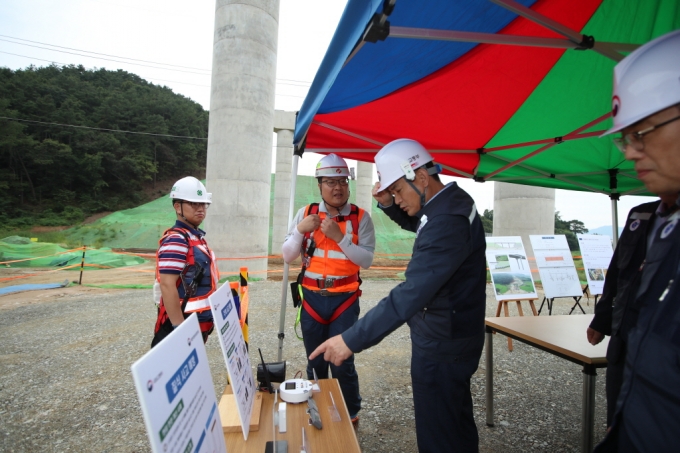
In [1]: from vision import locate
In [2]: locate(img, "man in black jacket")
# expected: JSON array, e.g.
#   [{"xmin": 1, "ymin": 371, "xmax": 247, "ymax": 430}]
[
  {"xmin": 594, "ymin": 29, "xmax": 680, "ymax": 452},
  {"xmin": 586, "ymin": 198, "xmax": 672, "ymax": 426},
  {"xmin": 310, "ymin": 139, "xmax": 487, "ymax": 453}
]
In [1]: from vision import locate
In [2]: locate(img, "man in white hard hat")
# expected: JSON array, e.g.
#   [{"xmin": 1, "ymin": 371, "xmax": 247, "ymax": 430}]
[
  {"xmin": 282, "ymin": 153, "xmax": 375, "ymax": 427},
  {"xmin": 594, "ymin": 29, "xmax": 680, "ymax": 452},
  {"xmin": 310, "ymin": 140, "xmax": 486, "ymax": 452},
  {"xmin": 151, "ymin": 176, "xmax": 219, "ymax": 347}
]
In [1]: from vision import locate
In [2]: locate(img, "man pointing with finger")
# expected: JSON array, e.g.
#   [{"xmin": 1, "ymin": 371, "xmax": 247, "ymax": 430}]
[{"xmin": 310, "ymin": 139, "xmax": 487, "ymax": 453}]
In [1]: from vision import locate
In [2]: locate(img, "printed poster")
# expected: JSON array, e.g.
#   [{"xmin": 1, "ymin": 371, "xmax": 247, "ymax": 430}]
[
  {"xmin": 208, "ymin": 283, "xmax": 256, "ymax": 440},
  {"xmin": 577, "ymin": 234, "xmax": 614, "ymax": 295},
  {"xmin": 529, "ymin": 235, "xmax": 583, "ymax": 299},
  {"xmin": 485, "ymin": 236, "xmax": 538, "ymax": 301},
  {"xmin": 131, "ymin": 314, "xmax": 227, "ymax": 453}
]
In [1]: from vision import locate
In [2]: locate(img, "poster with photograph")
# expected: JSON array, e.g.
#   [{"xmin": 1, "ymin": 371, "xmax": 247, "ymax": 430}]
[
  {"xmin": 529, "ymin": 235, "xmax": 583, "ymax": 299},
  {"xmin": 208, "ymin": 283, "xmax": 256, "ymax": 440},
  {"xmin": 486, "ymin": 236, "xmax": 538, "ymax": 301},
  {"xmin": 576, "ymin": 234, "xmax": 614, "ymax": 295},
  {"xmin": 131, "ymin": 314, "xmax": 227, "ymax": 453}
]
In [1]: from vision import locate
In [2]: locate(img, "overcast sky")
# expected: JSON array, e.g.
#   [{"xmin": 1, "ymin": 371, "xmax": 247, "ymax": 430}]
[{"xmin": 0, "ymin": 0, "xmax": 654, "ymax": 231}]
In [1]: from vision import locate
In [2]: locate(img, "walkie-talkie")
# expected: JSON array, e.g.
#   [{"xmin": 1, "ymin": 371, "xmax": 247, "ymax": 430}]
[{"xmin": 307, "ymin": 395, "xmax": 322, "ymax": 430}]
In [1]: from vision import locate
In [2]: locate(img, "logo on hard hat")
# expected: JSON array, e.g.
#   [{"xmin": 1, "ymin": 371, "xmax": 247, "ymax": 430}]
[
  {"xmin": 197, "ymin": 190, "xmax": 202, "ymax": 196},
  {"xmin": 612, "ymin": 96, "xmax": 621, "ymax": 117},
  {"xmin": 377, "ymin": 171, "xmax": 381, "ymax": 182},
  {"xmin": 336, "ymin": 168, "xmax": 342, "ymax": 174}
]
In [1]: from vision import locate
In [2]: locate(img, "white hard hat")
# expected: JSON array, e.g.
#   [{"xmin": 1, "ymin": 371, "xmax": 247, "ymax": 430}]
[
  {"xmin": 315, "ymin": 153, "xmax": 351, "ymax": 178},
  {"xmin": 170, "ymin": 177, "xmax": 212, "ymax": 204},
  {"xmin": 375, "ymin": 139, "xmax": 435, "ymax": 189},
  {"xmin": 603, "ymin": 29, "xmax": 680, "ymax": 136}
]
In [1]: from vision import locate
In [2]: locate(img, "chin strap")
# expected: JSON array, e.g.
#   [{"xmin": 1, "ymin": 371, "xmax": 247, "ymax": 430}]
[{"xmin": 405, "ymin": 180, "xmax": 427, "ymax": 208}]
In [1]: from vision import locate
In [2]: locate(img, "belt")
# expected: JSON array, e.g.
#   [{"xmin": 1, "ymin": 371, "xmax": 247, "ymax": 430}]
[{"xmin": 302, "ymin": 273, "xmax": 359, "ymax": 291}]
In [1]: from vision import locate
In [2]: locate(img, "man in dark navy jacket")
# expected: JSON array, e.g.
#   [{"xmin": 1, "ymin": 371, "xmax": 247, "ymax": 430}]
[
  {"xmin": 586, "ymin": 199, "xmax": 666, "ymax": 426},
  {"xmin": 310, "ymin": 139, "xmax": 487, "ymax": 453},
  {"xmin": 594, "ymin": 30, "xmax": 680, "ymax": 452}
]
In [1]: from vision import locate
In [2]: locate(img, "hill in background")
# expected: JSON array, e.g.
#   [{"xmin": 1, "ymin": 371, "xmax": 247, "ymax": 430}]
[{"xmin": 64, "ymin": 175, "xmax": 416, "ymax": 257}]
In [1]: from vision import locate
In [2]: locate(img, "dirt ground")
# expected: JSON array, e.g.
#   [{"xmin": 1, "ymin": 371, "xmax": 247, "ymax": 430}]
[{"xmin": 0, "ymin": 256, "xmax": 408, "ymax": 310}]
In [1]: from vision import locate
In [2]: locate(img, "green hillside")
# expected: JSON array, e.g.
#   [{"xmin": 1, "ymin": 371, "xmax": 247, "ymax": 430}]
[{"xmin": 64, "ymin": 175, "xmax": 415, "ymax": 257}]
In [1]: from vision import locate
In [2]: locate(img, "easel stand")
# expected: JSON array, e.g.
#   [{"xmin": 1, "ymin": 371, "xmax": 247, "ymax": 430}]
[
  {"xmin": 537, "ymin": 295, "xmax": 586, "ymax": 315},
  {"xmin": 582, "ymin": 284, "xmax": 600, "ymax": 311},
  {"xmin": 494, "ymin": 298, "xmax": 538, "ymax": 351}
]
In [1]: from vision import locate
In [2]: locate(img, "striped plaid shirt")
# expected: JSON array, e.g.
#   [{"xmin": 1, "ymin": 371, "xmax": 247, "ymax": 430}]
[{"xmin": 157, "ymin": 221, "xmax": 206, "ymax": 275}]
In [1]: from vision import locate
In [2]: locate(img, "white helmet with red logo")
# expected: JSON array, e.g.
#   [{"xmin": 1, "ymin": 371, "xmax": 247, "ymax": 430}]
[
  {"xmin": 315, "ymin": 153, "xmax": 352, "ymax": 178},
  {"xmin": 603, "ymin": 29, "xmax": 680, "ymax": 136},
  {"xmin": 375, "ymin": 139, "xmax": 437, "ymax": 189}
]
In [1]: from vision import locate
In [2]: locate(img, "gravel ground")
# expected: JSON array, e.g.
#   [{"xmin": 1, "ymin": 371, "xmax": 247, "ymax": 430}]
[{"xmin": 0, "ymin": 280, "xmax": 607, "ymax": 452}]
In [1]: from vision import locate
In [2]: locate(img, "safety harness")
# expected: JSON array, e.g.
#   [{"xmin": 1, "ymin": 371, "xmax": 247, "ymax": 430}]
[
  {"xmin": 293, "ymin": 203, "xmax": 363, "ymax": 337},
  {"xmin": 152, "ymin": 227, "xmax": 216, "ymax": 347}
]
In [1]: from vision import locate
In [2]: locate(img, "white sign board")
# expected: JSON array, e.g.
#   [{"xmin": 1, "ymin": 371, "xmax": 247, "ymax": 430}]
[
  {"xmin": 208, "ymin": 283, "xmax": 256, "ymax": 440},
  {"xmin": 577, "ymin": 234, "xmax": 614, "ymax": 295},
  {"xmin": 486, "ymin": 236, "xmax": 538, "ymax": 301},
  {"xmin": 529, "ymin": 235, "xmax": 583, "ymax": 299},
  {"xmin": 131, "ymin": 314, "xmax": 227, "ymax": 453}
]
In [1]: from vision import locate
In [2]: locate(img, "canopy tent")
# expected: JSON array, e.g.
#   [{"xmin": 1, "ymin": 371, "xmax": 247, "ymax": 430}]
[
  {"xmin": 293, "ymin": 0, "xmax": 678, "ymax": 199},
  {"xmin": 274, "ymin": 0, "xmax": 680, "ymax": 360}
]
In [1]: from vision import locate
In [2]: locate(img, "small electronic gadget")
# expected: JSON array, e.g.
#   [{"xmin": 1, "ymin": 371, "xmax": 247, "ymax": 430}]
[
  {"xmin": 279, "ymin": 378, "xmax": 313, "ymax": 404},
  {"xmin": 307, "ymin": 396, "xmax": 323, "ymax": 430},
  {"xmin": 278, "ymin": 402, "xmax": 287, "ymax": 433}
]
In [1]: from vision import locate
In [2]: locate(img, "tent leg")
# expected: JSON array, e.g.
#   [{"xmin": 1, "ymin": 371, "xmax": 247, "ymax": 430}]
[
  {"xmin": 277, "ymin": 154, "xmax": 301, "ymax": 361},
  {"xmin": 611, "ymin": 197, "xmax": 619, "ymax": 248}
]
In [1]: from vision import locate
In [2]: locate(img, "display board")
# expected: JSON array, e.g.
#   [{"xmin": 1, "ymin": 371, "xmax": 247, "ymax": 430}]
[
  {"xmin": 486, "ymin": 236, "xmax": 538, "ymax": 301},
  {"xmin": 576, "ymin": 234, "xmax": 614, "ymax": 296},
  {"xmin": 208, "ymin": 283, "xmax": 257, "ymax": 440},
  {"xmin": 131, "ymin": 314, "xmax": 227, "ymax": 453},
  {"xmin": 529, "ymin": 235, "xmax": 583, "ymax": 299}
]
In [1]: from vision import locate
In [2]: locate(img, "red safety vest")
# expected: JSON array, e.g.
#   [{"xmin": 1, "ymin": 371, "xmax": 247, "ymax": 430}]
[{"xmin": 154, "ymin": 227, "xmax": 219, "ymax": 314}]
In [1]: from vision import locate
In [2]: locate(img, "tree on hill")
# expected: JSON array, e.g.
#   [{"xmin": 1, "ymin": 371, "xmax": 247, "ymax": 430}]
[
  {"xmin": 0, "ymin": 65, "xmax": 208, "ymax": 228},
  {"xmin": 555, "ymin": 211, "xmax": 588, "ymax": 251},
  {"xmin": 481, "ymin": 209, "xmax": 493, "ymax": 233}
]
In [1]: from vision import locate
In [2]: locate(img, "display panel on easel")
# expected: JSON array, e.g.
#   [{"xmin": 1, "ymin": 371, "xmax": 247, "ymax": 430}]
[
  {"xmin": 485, "ymin": 236, "xmax": 538, "ymax": 301},
  {"xmin": 529, "ymin": 235, "xmax": 583, "ymax": 299},
  {"xmin": 131, "ymin": 314, "xmax": 227, "ymax": 453},
  {"xmin": 209, "ymin": 283, "xmax": 257, "ymax": 440},
  {"xmin": 576, "ymin": 234, "xmax": 613, "ymax": 296}
]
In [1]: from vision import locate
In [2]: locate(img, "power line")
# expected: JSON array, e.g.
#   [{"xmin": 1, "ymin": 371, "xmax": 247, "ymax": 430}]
[
  {"xmin": 0, "ymin": 116, "xmax": 207, "ymax": 140},
  {"xmin": 0, "ymin": 34, "xmax": 314, "ymax": 86},
  {"xmin": 0, "ymin": 34, "xmax": 212, "ymax": 72},
  {"xmin": 0, "ymin": 38, "xmax": 211, "ymax": 75},
  {"xmin": 0, "ymin": 51, "xmax": 303, "ymax": 94}
]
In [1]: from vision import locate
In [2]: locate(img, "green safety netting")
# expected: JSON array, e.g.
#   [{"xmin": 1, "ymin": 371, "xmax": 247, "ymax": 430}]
[
  {"xmin": 0, "ymin": 240, "xmax": 146, "ymax": 269},
  {"xmin": 53, "ymin": 176, "xmax": 414, "ymax": 256}
]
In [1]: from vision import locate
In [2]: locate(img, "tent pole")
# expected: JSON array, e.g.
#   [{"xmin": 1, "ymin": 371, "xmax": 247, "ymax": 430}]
[
  {"xmin": 277, "ymin": 154, "xmax": 300, "ymax": 361},
  {"xmin": 611, "ymin": 197, "xmax": 619, "ymax": 248}
]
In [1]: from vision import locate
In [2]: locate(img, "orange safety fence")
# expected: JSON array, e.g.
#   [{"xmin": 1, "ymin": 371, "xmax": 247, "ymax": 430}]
[{"xmin": 0, "ymin": 246, "xmax": 92, "ymax": 265}]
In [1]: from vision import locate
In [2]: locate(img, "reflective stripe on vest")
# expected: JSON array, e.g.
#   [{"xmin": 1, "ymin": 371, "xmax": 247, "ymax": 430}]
[
  {"xmin": 155, "ymin": 227, "xmax": 219, "ymax": 313},
  {"xmin": 302, "ymin": 204, "xmax": 364, "ymax": 293}
]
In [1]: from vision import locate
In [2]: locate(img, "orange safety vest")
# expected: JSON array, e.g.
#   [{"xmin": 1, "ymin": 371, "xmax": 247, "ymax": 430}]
[
  {"xmin": 154, "ymin": 227, "xmax": 219, "ymax": 314},
  {"xmin": 300, "ymin": 203, "xmax": 365, "ymax": 293}
]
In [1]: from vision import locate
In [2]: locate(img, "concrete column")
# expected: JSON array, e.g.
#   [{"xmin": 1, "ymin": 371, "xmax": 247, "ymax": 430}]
[
  {"xmin": 493, "ymin": 182, "xmax": 555, "ymax": 266},
  {"xmin": 272, "ymin": 110, "xmax": 296, "ymax": 254},
  {"xmin": 205, "ymin": 0, "xmax": 280, "ymax": 279},
  {"xmin": 354, "ymin": 161, "xmax": 374, "ymax": 216}
]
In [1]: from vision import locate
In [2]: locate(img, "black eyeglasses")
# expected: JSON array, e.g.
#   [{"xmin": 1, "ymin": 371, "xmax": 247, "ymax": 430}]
[
  {"xmin": 182, "ymin": 201, "xmax": 210, "ymax": 209},
  {"xmin": 321, "ymin": 178, "xmax": 349, "ymax": 188},
  {"xmin": 613, "ymin": 114, "xmax": 680, "ymax": 153}
]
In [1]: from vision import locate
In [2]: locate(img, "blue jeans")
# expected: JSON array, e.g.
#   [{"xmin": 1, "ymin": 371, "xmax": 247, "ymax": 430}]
[
  {"xmin": 411, "ymin": 351, "xmax": 480, "ymax": 453},
  {"xmin": 301, "ymin": 288, "xmax": 362, "ymax": 417}
]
